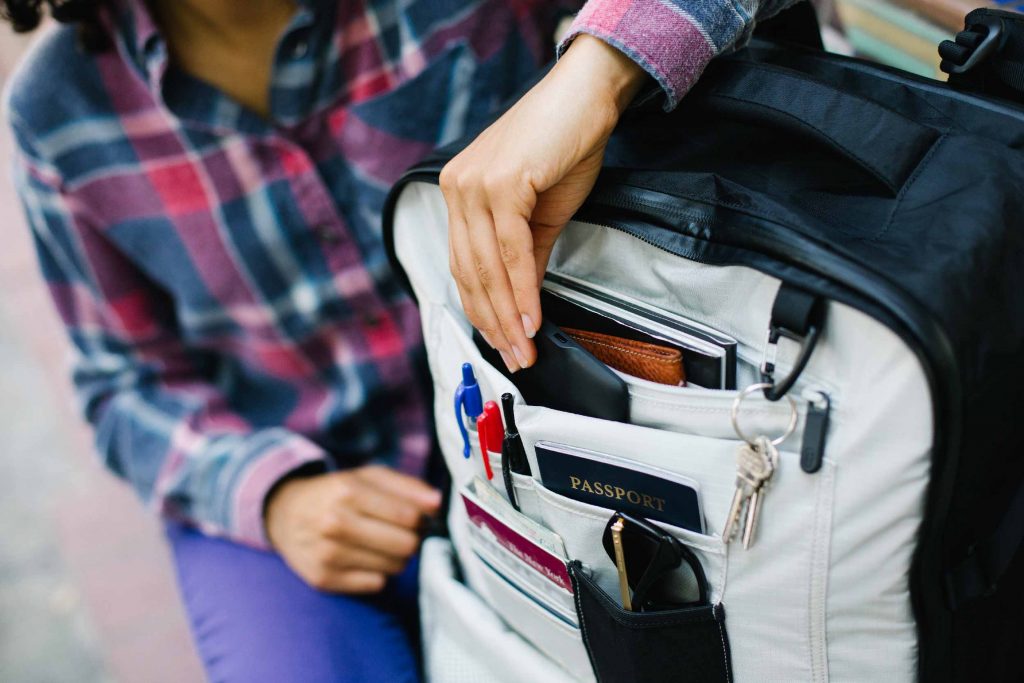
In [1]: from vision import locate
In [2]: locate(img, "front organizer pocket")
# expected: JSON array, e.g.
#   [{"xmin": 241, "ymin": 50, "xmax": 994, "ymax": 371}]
[{"xmin": 569, "ymin": 561, "xmax": 732, "ymax": 683}]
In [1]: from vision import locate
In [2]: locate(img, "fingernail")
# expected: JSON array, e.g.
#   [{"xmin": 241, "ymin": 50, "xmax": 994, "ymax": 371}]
[
  {"xmin": 521, "ymin": 314, "xmax": 535, "ymax": 339},
  {"xmin": 425, "ymin": 489, "xmax": 442, "ymax": 507},
  {"xmin": 499, "ymin": 349, "xmax": 519, "ymax": 373},
  {"xmin": 512, "ymin": 345, "xmax": 529, "ymax": 369}
]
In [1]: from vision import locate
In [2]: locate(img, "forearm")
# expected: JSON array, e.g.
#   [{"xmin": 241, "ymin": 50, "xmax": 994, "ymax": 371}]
[{"xmin": 86, "ymin": 374, "xmax": 327, "ymax": 548}]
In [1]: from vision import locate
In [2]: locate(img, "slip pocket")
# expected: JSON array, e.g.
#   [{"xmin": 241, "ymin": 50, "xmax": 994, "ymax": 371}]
[
  {"xmin": 568, "ymin": 561, "xmax": 733, "ymax": 683},
  {"xmin": 419, "ymin": 538, "xmax": 582, "ymax": 683}
]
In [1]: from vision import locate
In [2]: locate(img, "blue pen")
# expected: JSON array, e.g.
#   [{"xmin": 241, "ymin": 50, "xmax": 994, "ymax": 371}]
[{"xmin": 453, "ymin": 363, "xmax": 483, "ymax": 458}]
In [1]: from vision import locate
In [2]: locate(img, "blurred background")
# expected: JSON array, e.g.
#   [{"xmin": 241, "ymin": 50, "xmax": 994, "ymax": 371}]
[
  {"xmin": 0, "ymin": 0, "xmax": 1007, "ymax": 680},
  {"xmin": 0, "ymin": 24, "xmax": 203, "ymax": 683}
]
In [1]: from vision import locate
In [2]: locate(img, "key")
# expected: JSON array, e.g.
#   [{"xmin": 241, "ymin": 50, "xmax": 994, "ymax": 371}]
[
  {"xmin": 741, "ymin": 436, "xmax": 779, "ymax": 549},
  {"xmin": 723, "ymin": 439, "xmax": 774, "ymax": 543}
]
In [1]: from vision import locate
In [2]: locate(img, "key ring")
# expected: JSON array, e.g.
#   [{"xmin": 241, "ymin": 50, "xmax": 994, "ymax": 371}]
[{"xmin": 730, "ymin": 382, "xmax": 799, "ymax": 447}]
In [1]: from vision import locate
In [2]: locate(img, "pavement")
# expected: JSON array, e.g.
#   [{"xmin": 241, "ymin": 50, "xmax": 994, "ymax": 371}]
[{"xmin": 0, "ymin": 27, "xmax": 204, "ymax": 683}]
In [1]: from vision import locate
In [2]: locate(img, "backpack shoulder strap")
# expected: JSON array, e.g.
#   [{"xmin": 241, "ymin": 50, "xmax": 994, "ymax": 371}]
[
  {"xmin": 940, "ymin": 8, "xmax": 1024, "ymax": 104},
  {"xmin": 946, "ymin": 475, "xmax": 1024, "ymax": 609}
]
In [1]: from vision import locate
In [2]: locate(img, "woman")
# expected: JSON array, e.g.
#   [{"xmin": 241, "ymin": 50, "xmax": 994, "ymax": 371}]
[{"xmin": 4, "ymin": 0, "xmax": 787, "ymax": 680}]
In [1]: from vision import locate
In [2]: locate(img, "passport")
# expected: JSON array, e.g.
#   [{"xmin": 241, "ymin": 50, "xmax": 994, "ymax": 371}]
[{"xmin": 534, "ymin": 441, "xmax": 705, "ymax": 534}]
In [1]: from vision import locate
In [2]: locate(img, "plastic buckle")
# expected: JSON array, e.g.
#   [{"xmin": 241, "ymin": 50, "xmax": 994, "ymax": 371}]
[{"xmin": 945, "ymin": 17, "xmax": 1004, "ymax": 75}]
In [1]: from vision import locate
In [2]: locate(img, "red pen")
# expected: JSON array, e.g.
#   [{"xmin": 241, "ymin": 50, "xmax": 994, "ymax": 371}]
[
  {"xmin": 476, "ymin": 413, "xmax": 494, "ymax": 480},
  {"xmin": 475, "ymin": 401, "xmax": 503, "ymax": 480}
]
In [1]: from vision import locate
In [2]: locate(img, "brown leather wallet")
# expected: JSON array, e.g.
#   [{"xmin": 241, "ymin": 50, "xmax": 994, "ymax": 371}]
[{"xmin": 562, "ymin": 327, "xmax": 686, "ymax": 387}]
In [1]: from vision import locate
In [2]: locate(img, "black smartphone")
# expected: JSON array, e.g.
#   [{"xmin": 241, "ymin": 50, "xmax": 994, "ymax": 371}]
[
  {"xmin": 601, "ymin": 511, "xmax": 709, "ymax": 610},
  {"xmin": 473, "ymin": 319, "xmax": 629, "ymax": 423}
]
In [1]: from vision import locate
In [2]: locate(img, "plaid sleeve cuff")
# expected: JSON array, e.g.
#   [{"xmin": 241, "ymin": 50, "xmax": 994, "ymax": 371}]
[
  {"xmin": 557, "ymin": 0, "xmax": 722, "ymax": 110},
  {"xmin": 229, "ymin": 434, "xmax": 327, "ymax": 549}
]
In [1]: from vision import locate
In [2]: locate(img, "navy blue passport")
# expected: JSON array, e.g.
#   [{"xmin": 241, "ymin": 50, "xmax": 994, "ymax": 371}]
[{"xmin": 534, "ymin": 442, "xmax": 705, "ymax": 534}]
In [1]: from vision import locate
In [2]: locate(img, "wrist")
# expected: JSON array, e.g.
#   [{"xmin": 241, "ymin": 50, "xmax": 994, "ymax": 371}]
[
  {"xmin": 263, "ymin": 463, "xmax": 325, "ymax": 545},
  {"xmin": 558, "ymin": 34, "xmax": 647, "ymax": 119}
]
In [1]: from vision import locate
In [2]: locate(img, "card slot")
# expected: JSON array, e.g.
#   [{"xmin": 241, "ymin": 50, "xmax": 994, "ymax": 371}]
[
  {"xmin": 460, "ymin": 527, "xmax": 594, "ymax": 680},
  {"xmin": 419, "ymin": 537, "xmax": 583, "ymax": 683}
]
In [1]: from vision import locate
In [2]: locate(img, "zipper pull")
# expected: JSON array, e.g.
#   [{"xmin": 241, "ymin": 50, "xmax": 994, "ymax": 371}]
[{"xmin": 800, "ymin": 389, "xmax": 831, "ymax": 473}]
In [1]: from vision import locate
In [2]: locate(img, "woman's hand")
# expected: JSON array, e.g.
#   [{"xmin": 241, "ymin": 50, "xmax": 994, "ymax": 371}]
[
  {"xmin": 265, "ymin": 465, "xmax": 441, "ymax": 593},
  {"xmin": 441, "ymin": 35, "xmax": 645, "ymax": 372}
]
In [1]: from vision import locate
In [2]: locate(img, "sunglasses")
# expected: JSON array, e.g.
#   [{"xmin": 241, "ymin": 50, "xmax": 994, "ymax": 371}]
[{"xmin": 601, "ymin": 511, "xmax": 708, "ymax": 611}]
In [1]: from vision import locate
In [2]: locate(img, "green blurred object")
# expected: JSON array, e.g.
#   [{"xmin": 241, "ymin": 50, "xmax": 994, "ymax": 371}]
[{"xmin": 836, "ymin": 0, "xmax": 954, "ymax": 78}]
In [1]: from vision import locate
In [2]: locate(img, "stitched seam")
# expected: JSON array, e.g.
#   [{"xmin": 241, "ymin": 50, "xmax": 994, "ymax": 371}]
[
  {"xmin": 871, "ymin": 133, "xmax": 946, "ymax": 241},
  {"xmin": 629, "ymin": 396, "xmax": 796, "ymax": 416},
  {"xmin": 808, "ymin": 463, "xmax": 835, "ymax": 682},
  {"xmin": 536, "ymin": 487, "xmax": 724, "ymax": 555},
  {"xmin": 567, "ymin": 332, "xmax": 680, "ymax": 364},
  {"xmin": 710, "ymin": 92, "xmax": 896, "ymax": 191},
  {"xmin": 717, "ymin": 612, "xmax": 732, "ymax": 683},
  {"xmin": 571, "ymin": 566, "xmax": 603, "ymax": 683}
]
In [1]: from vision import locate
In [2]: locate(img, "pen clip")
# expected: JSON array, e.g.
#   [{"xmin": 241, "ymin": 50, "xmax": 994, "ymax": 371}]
[
  {"xmin": 477, "ymin": 413, "xmax": 494, "ymax": 480},
  {"xmin": 454, "ymin": 383, "xmax": 470, "ymax": 459}
]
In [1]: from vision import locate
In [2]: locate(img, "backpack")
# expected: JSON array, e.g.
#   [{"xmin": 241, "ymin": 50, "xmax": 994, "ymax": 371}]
[{"xmin": 383, "ymin": 6, "xmax": 1024, "ymax": 681}]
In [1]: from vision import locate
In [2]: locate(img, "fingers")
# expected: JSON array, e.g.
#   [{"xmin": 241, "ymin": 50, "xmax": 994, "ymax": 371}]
[
  {"xmin": 321, "ymin": 542, "xmax": 407, "ymax": 575},
  {"xmin": 448, "ymin": 203, "xmax": 517, "ymax": 371},
  {"xmin": 347, "ymin": 484, "xmax": 425, "ymax": 531},
  {"xmin": 441, "ymin": 165, "xmax": 538, "ymax": 372},
  {"xmin": 354, "ymin": 465, "xmax": 441, "ymax": 513},
  {"xmin": 310, "ymin": 568, "xmax": 388, "ymax": 595},
  {"xmin": 493, "ymin": 210, "xmax": 542, "ymax": 343},
  {"xmin": 327, "ymin": 508, "xmax": 421, "ymax": 560},
  {"xmin": 464, "ymin": 201, "xmax": 536, "ymax": 369}
]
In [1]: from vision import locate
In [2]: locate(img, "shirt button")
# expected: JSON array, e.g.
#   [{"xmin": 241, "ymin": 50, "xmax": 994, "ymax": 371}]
[{"xmin": 292, "ymin": 40, "xmax": 309, "ymax": 59}]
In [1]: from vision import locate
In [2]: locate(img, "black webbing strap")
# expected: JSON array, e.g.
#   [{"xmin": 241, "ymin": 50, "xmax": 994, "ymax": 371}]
[
  {"xmin": 940, "ymin": 9, "xmax": 1024, "ymax": 104},
  {"xmin": 946, "ymin": 476, "xmax": 1024, "ymax": 609}
]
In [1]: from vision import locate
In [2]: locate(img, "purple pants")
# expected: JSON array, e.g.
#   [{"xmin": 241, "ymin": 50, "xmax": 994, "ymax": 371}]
[{"xmin": 165, "ymin": 523, "xmax": 421, "ymax": 683}]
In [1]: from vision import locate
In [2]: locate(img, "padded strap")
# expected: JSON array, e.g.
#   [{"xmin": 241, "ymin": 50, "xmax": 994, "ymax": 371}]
[
  {"xmin": 698, "ymin": 61, "xmax": 940, "ymax": 196},
  {"xmin": 946, "ymin": 476, "xmax": 1024, "ymax": 609}
]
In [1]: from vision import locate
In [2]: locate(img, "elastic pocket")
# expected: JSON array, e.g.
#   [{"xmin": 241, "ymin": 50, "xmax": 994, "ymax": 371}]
[
  {"xmin": 533, "ymin": 482, "xmax": 728, "ymax": 606},
  {"xmin": 569, "ymin": 561, "xmax": 732, "ymax": 683}
]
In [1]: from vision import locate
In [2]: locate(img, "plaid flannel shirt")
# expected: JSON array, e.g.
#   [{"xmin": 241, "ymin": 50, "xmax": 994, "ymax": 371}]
[{"xmin": 6, "ymin": 0, "xmax": 791, "ymax": 548}]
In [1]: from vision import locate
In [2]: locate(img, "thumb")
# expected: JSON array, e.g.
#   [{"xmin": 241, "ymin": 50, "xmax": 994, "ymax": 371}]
[{"xmin": 354, "ymin": 465, "xmax": 442, "ymax": 512}]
